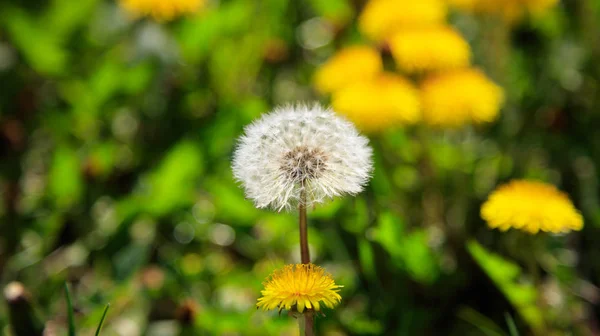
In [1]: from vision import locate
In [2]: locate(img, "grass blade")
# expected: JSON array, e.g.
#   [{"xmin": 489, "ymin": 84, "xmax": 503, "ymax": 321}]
[
  {"xmin": 64, "ymin": 282, "xmax": 76, "ymax": 336},
  {"xmin": 94, "ymin": 304, "xmax": 110, "ymax": 336},
  {"xmin": 505, "ymin": 313, "xmax": 520, "ymax": 336}
]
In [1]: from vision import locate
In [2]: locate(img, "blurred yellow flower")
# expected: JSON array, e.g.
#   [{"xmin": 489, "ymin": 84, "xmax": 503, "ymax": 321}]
[
  {"xmin": 314, "ymin": 46, "xmax": 382, "ymax": 94},
  {"xmin": 120, "ymin": 0, "xmax": 204, "ymax": 21},
  {"xmin": 332, "ymin": 73, "xmax": 420, "ymax": 132},
  {"xmin": 257, "ymin": 264, "xmax": 342, "ymax": 313},
  {"xmin": 389, "ymin": 26, "xmax": 471, "ymax": 73},
  {"xmin": 359, "ymin": 0, "xmax": 447, "ymax": 42},
  {"xmin": 481, "ymin": 180, "xmax": 584, "ymax": 234},
  {"xmin": 420, "ymin": 68, "xmax": 504, "ymax": 127},
  {"xmin": 446, "ymin": 0, "xmax": 558, "ymax": 22}
]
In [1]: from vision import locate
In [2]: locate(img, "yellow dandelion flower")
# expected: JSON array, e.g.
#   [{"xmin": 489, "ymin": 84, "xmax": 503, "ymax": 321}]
[
  {"xmin": 120, "ymin": 0, "xmax": 204, "ymax": 21},
  {"xmin": 389, "ymin": 26, "xmax": 471, "ymax": 74},
  {"xmin": 332, "ymin": 73, "xmax": 420, "ymax": 132},
  {"xmin": 257, "ymin": 264, "xmax": 342, "ymax": 313},
  {"xmin": 420, "ymin": 68, "xmax": 504, "ymax": 127},
  {"xmin": 481, "ymin": 180, "xmax": 584, "ymax": 234},
  {"xmin": 359, "ymin": 0, "xmax": 447, "ymax": 42},
  {"xmin": 314, "ymin": 46, "xmax": 382, "ymax": 95}
]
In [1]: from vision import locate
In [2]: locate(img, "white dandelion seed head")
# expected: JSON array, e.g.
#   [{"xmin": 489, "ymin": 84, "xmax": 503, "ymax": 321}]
[{"xmin": 232, "ymin": 103, "xmax": 373, "ymax": 211}]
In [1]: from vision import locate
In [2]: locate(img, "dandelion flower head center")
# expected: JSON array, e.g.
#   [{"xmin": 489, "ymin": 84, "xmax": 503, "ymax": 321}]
[{"xmin": 281, "ymin": 146, "xmax": 328, "ymax": 182}]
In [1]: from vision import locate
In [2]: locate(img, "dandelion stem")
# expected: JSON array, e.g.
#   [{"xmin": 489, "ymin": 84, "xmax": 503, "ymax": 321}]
[
  {"xmin": 298, "ymin": 191, "xmax": 314, "ymax": 336},
  {"xmin": 299, "ymin": 201, "xmax": 310, "ymax": 264},
  {"xmin": 299, "ymin": 311, "xmax": 315, "ymax": 336}
]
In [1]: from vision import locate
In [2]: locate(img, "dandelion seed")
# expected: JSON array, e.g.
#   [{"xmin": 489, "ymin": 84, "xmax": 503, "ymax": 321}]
[
  {"xmin": 257, "ymin": 264, "xmax": 343, "ymax": 313},
  {"xmin": 481, "ymin": 180, "xmax": 584, "ymax": 234},
  {"xmin": 232, "ymin": 103, "xmax": 373, "ymax": 211}
]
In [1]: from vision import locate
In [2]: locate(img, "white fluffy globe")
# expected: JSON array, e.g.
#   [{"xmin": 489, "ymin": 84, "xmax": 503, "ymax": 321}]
[{"xmin": 232, "ymin": 104, "xmax": 373, "ymax": 211}]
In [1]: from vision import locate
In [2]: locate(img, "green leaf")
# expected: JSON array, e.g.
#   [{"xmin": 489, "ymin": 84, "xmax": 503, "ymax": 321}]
[
  {"xmin": 467, "ymin": 240, "xmax": 543, "ymax": 332},
  {"xmin": 49, "ymin": 146, "xmax": 83, "ymax": 209},
  {"xmin": 371, "ymin": 212, "xmax": 404, "ymax": 259},
  {"xmin": 113, "ymin": 243, "xmax": 151, "ymax": 280},
  {"xmin": 308, "ymin": 0, "xmax": 354, "ymax": 26},
  {"xmin": 140, "ymin": 140, "xmax": 204, "ymax": 216},
  {"xmin": 205, "ymin": 178, "xmax": 259, "ymax": 225},
  {"xmin": 400, "ymin": 230, "xmax": 438, "ymax": 283},
  {"xmin": 177, "ymin": 1, "xmax": 254, "ymax": 64},
  {"xmin": 371, "ymin": 213, "xmax": 439, "ymax": 283},
  {"xmin": 457, "ymin": 306, "xmax": 507, "ymax": 336},
  {"xmin": 505, "ymin": 313, "xmax": 520, "ymax": 336},
  {"xmin": 358, "ymin": 238, "xmax": 376, "ymax": 281},
  {"xmin": 2, "ymin": 6, "xmax": 68, "ymax": 75},
  {"xmin": 370, "ymin": 149, "xmax": 393, "ymax": 197},
  {"xmin": 340, "ymin": 198, "xmax": 368, "ymax": 233},
  {"xmin": 44, "ymin": 0, "xmax": 99, "ymax": 40}
]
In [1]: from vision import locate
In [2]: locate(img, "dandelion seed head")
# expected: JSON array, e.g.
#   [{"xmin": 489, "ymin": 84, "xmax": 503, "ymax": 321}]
[
  {"xmin": 280, "ymin": 146, "xmax": 329, "ymax": 182},
  {"xmin": 232, "ymin": 103, "xmax": 373, "ymax": 211}
]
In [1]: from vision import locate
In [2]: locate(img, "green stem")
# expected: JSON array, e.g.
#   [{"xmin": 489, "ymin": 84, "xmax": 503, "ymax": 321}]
[
  {"xmin": 299, "ymin": 202, "xmax": 310, "ymax": 264},
  {"xmin": 298, "ymin": 192, "xmax": 314, "ymax": 336},
  {"xmin": 481, "ymin": 15, "xmax": 510, "ymax": 87},
  {"xmin": 298, "ymin": 311, "xmax": 315, "ymax": 336},
  {"xmin": 529, "ymin": 234, "xmax": 547, "ymax": 335},
  {"xmin": 64, "ymin": 282, "xmax": 76, "ymax": 336},
  {"xmin": 94, "ymin": 304, "xmax": 110, "ymax": 336}
]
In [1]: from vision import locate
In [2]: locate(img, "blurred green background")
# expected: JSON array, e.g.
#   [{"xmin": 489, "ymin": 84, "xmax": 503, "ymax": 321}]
[{"xmin": 1, "ymin": 0, "xmax": 600, "ymax": 335}]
